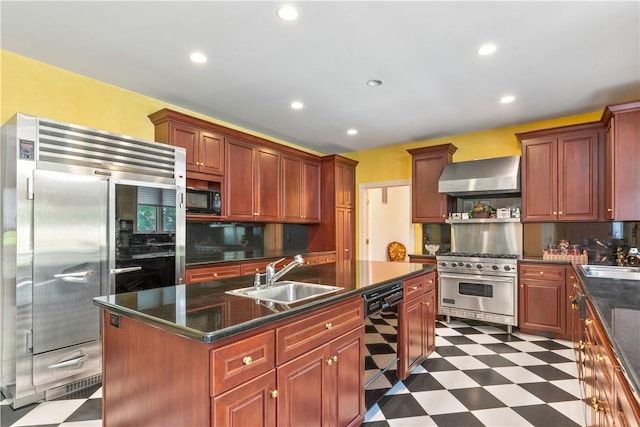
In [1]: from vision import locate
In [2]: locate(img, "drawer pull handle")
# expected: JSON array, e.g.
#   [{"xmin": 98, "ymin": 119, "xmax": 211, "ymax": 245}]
[
  {"xmin": 326, "ymin": 355, "xmax": 338, "ymax": 366},
  {"xmin": 243, "ymin": 356, "xmax": 253, "ymax": 365},
  {"xmin": 591, "ymin": 397, "xmax": 608, "ymax": 412},
  {"xmin": 325, "ymin": 322, "xmax": 333, "ymax": 329},
  {"xmin": 271, "ymin": 390, "xmax": 279, "ymax": 399},
  {"xmin": 585, "ymin": 319, "xmax": 593, "ymax": 326},
  {"xmin": 411, "ymin": 286, "xmax": 419, "ymax": 291},
  {"xmin": 596, "ymin": 354, "xmax": 605, "ymax": 362}
]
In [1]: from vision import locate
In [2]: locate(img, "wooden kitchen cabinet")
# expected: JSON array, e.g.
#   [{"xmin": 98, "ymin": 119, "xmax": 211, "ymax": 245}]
[
  {"xmin": 399, "ymin": 271, "xmax": 436, "ymax": 379},
  {"xmin": 407, "ymin": 144, "xmax": 457, "ymax": 224},
  {"xmin": 149, "ymin": 109, "xmax": 225, "ymax": 179},
  {"xmin": 308, "ymin": 155, "xmax": 358, "ymax": 263},
  {"xmin": 212, "ymin": 370, "xmax": 277, "ymax": 427},
  {"xmin": 517, "ymin": 123, "xmax": 602, "ymax": 222},
  {"xmin": 601, "ymin": 100, "xmax": 640, "ymax": 221},
  {"xmin": 226, "ymin": 138, "xmax": 281, "ymax": 222},
  {"xmin": 281, "ymin": 154, "xmax": 321, "ymax": 223},
  {"xmin": 186, "ymin": 264, "xmax": 241, "ymax": 283},
  {"xmin": 518, "ymin": 263, "xmax": 570, "ymax": 340}
]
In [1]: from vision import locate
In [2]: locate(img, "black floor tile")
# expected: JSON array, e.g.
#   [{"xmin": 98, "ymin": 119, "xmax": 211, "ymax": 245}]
[
  {"xmin": 489, "ymin": 333, "xmax": 524, "ymax": 342},
  {"xmin": 525, "ymin": 364, "xmax": 576, "ymax": 381},
  {"xmin": 1, "ymin": 401, "xmax": 41, "ymax": 427},
  {"xmin": 462, "ymin": 369, "xmax": 513, "ymax": 386},
  {"xmin": 63, "ymin": 398, "xmax": 102, "ymax": 423},
  {"xmin": 436, "ymin": 345, "xmax": 468, "ymax": 357},
  {"xmin": 481, "ymin": 342, "xmax": 523, "ymax": 353},
  {"xmin": 420, "ymin": 357, "xmax": 459, "ymax": 372},
  {"xmin": 449, "ymin": 387, "xmax": 507, "ymax": 411},
  {"xmin": 534, "ymin": 340, "xmax": 573, "ymax": 350},
  {"xmin": 451, "ymin": 327, "xmax": 484, "ymax": 335},
  {"xmin": 360, "ymin": 421, "xmax": 390, "ymax": 427},
  {"xmin": 403, "ymin": 373, "xmax": 445, "ymax": 392},
  {"xmin": 377, "ymin": 393, "xmax": 427, "ymax": 419},
  {"xmin": 514, "ymin": 404, "xmax": 581, "ymax": 426},
  {"xmin": 473, "ymin": 354, "xmax": 517, "ymax": 368},
  {"xmin": 519, "ymin": 382, "xmax": 580, "ymax": 403},
  {"xmin": 429, "ymin": 411, "xmax": 485, "ymax": 427},
  {"xmin": 442, "ymin": 335, "xmax": 477, "ymax": 345},
  {"xmin": 529, "ymin": 350, "xmax": 573, "ymax": 364}
]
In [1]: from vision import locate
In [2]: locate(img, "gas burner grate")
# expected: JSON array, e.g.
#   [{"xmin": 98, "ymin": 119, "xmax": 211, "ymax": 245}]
[{"xmin": 439, "ymin": 252, "xmax": 519, "ymax": 259}]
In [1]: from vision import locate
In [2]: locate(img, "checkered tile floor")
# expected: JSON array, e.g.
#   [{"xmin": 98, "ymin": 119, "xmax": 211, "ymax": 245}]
[{"xmin": 1, "ymin": 319, "xmax": 587, "ymax": 427}]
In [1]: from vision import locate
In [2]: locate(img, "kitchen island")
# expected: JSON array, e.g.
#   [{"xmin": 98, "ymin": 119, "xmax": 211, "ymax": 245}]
[{"xmin": 94, "ymin": 260, "xmax": 433, "ymax": 427}]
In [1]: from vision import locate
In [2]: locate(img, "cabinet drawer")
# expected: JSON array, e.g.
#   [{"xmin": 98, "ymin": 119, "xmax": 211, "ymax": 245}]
[
  {"xmin": 276, "ymin": 297, "xmax": 363, "ymax": 364},
  {"xmin": 316, "ymin": 253, "xmax": 336, "ymax": 264},
  {"xmin": 519, "ymin": 264, "xmax": 565, "ymax": 282},
  {"xmin": 186, "ymin": 265, "xmax": 241, "ymax": 284},
  {"xmin": 303, "ymin": 255, "xmax": 319, "ymax": 266},
  {"xmin": 210, "ymin": 330, "xmax": 275, "ymax": 395},
  {"xmin": 240, "ymin": 261, "xmax": 268, "ymax": 277},
  {"xmin": 404, "ymin": 272, "xmax": 435, "ymax": 299}
]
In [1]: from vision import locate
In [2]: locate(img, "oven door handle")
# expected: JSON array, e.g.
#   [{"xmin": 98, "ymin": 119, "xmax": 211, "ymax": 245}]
[{"xmin": 439, "ymin": 273, "xmax": 514, "ymax": 283}]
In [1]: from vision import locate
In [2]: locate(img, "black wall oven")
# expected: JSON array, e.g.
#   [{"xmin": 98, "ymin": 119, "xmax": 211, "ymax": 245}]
[{"xmin": 363, "ymin": 281, "xmax": 403, "ymax": 409}]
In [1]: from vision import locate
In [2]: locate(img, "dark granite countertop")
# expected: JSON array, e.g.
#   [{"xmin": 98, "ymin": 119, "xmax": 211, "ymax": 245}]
[
  {"xmin": 186, "ymin": 249, "xmax": 335, "ymax": 267},
  {"xmin": 94, "ymin": 260, "xmax": 434, "ymax": 344},
  {"xmin": 576, "ymin": 269, "xmax": 640, "ymax": 396}
]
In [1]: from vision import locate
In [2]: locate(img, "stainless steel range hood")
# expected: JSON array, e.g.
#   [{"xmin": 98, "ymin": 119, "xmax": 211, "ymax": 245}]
[{"xmin": 438, "ymin": 155, "xmax": 521, "ymax": 197}]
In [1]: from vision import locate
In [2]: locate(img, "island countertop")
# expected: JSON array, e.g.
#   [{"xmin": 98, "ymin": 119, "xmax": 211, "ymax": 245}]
[{"xmin": 94, "ymin": 260, "xmax": 433, "ymax": 344}]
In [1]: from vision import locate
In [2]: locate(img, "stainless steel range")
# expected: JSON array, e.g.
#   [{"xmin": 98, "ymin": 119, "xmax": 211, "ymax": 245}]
[{"xmin": 436, "ymin": 219, "xmax": 523, "ymax": 333}]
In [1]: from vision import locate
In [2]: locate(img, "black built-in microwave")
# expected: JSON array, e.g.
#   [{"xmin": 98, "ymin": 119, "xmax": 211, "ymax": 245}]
[{"xmin": 185, "ymin": 188, "xmax": 221, "ymax": 215}]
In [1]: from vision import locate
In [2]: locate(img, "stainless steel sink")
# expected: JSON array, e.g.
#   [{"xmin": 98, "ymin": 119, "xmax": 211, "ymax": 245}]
[
  {"xmin": 579, "ymin": 265, "xmax": 640, "ymax": 281},
  {"xmin": 226, "ymin": 281, "xmax": 344, "ymax": 304}
]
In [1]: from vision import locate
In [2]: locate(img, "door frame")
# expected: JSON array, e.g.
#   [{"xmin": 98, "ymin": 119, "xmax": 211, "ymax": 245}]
[{"xmin": 358, "ymin": 180, "xmax": 413, "ymax": 261}]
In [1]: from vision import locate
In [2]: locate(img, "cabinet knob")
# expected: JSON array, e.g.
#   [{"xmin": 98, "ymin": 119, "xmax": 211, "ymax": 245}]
[
  {"xmin": 271, "ymin": 390, "xmax": 279, "ymax": 399},
  {"xmin": 596, "ymin": 354, "xmax": 605, "ymax": 362},
  {"xmin": 558, "ymin": 211, "xmax": 563, "ymax": 215},
  {"xmin": 553, "ymin": 211, "xmax": 557, "ymax": 215},
  {"xmin": 585, "ymin": 319, "xmax": 593, "ymax": 326},
  {"xmin": 243, "ymin": 356, "xmax": 253, "ymax": 365},
  {"xmin": 607, "ymin": 208, "xmax": 612, "ymax": 212},
  {"xmin": 213, "ymin": 273, "xmax": 218, "ymax": 277},
  {"xmin": 539, "ymin": 271, "xmax": 544, "ymax": 275},
  {"xmin": 411, "ymin": 286, "xmax": 419, "ymax": 291},
  {"xmin": 345, "ymin": 248, "xmax": 349, "ymax": 252},
  {"xmin": 591, "ymin": 397, "xmax": 608, "ymax": 412},
  {"xmin": 325, "ymin": 322, "xmax": 333, "ymax": 329},
  {"xmin": 326, "ymin": 355, "xmax": 338, "ymax": 365}
]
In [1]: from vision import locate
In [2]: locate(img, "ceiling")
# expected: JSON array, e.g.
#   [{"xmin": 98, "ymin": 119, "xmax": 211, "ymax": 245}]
[{"xmin": 2, "ymin": 1, "xmax": 639, "ymax": 154}]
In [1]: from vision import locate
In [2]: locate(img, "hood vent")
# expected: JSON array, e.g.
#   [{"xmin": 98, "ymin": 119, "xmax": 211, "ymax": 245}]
[{"xmin": 438, "ymin": 156, "xmax": 521, "ymax": 197}]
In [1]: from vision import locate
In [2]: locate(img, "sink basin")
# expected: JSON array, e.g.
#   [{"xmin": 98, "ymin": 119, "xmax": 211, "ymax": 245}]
[
  {"xmin": 226, "ymin": 281, "xmax": 344, "ymax": 304},
  {"xmin": 579, "ymin": 265, "xmax": 640, "ymax": 281}
]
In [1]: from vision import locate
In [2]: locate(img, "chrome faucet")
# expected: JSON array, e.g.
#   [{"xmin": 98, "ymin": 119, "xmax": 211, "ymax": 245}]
[{"xmin": 265, "ymin": 254, "xmax": 304, "ymax": 287}]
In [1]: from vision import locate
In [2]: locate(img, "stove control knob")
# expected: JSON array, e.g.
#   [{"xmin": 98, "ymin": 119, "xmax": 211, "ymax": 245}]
[
  {"xmin": 451, "ymin": 262, "xmax": 457, "ymax": 267},
  {"xmin": 465, "ymin": 263, "xmax": 472, "ymax": 268},
  {"xmin": 439, "ymin": 261, "xmax": 447, "ymax": 267},
  {"xmin": 492, "ymin": 265, "xmax": 500, "ymax": 270},
  {"xmin": 504, "ymin": 265, "xmax": 512, "ymax": 272},
  {"xmin": 476, "ymin": 264, "xmax": 483, "ymax": 269}
]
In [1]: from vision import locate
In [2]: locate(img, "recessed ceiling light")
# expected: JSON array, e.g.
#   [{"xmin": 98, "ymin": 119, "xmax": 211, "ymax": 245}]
[
  {"xmin": 367, "ymin": 79, "xmax": 382, "ymax": 87},
  {"xmin": 290, "ymin": 101, "xmax": 304, "ymax": 110},
  {"xmin": 500, "ymin": 95, "xmax": 516, "ymax": 104},
  {"xmin": 347, "ymin": 129, "xmax": 358, "ymax": 135},
  {"xmin": 277, "ymin": 6, "xmax": 299, "ymax": 21},
  {"xmin": 189, "ymin": 52, "xmax": 207, "ymax": 64},
  {"xmin": 477, "ymin": 43, "xmax": 497, "ymax": 56}
]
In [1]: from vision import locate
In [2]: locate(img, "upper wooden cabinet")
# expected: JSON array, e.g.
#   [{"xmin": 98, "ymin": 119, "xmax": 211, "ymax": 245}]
[
  {"xmin": 226, "ymin": 138, "xmax": 281, "ymax": 222},
  {"xmin": 601, "ymin": 100, "xmax": 640, "ymax": 221},
  {"xmin": 149, "ymin": 109, "xmax": 225, "ymax": 179},
  {"xmin": 407, "ymin": 144, "xmax": 457, "ymax": 223},
  {"xmin": 517, "ymin": 123, "xmax": 602, "ymax": 222},
  {"xmin": 281, "ymin": 154, "xmax": 321, "ymax": 223}
]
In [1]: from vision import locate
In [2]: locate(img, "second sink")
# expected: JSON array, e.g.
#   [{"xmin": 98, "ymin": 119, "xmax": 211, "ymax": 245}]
[{"xmin": 227, "ymin": 281, "xmax": 344, "ymax": 304}]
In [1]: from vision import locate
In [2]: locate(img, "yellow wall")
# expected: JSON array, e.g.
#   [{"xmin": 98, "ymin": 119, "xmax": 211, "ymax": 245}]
[{"xmin": 2, "ymin": 50, "xmax": 606, "ymax": 257}]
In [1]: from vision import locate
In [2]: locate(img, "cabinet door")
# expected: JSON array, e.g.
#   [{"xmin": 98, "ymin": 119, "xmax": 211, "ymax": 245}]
[
  {"xmin": 302, "ymin": 160, "xmax": 321, "ymax": 222},
  {"xmin": 281, "ymin": 155, "xmax": 303, "ymax": 221},
  {"xmin": 518, "ymin": 264, "xmax": 567, "ymax": 336},
  {"xmin": 336, "ymin": 162, "xmax": 355, "ymax": 208},
  {"xmin": 170, "ymin": 122, "xmax": 199, "ymax": 173},
  {"xmin": 277, "ymin": 344, "xmax": 329, "ymax": 427},
  {"xmin": 226, "ymin": 139, "xmax": 256, "ymax": 220},
  {"xmin": 608, "ymin": 108, "xmax": 640, "ymax": 220},
  {"xmin": 200, "ymin": 131, "xmax": 225, "ymax": 176},
  {"xmin": 409, "ymin": 146, "xmax": 455, "ymax": 223},
  {"xmin": 329, "ymin": 327, "xmax": 364, "ymax": 427},
  {"xmin": 425, "ymin": 289, "xmax": 436, "ymax": 355},
  {"xmin": 212, "ymin": 370, "xmax": 277, "ymax": 427},
  {"xmin": 400, "ymin": 294, "xmax": 427, "ymax": 379},
  {"xmin": 255, "ymin": 148, "xmax": 281, "ymax": 221},
  {"xmin": 336, "ymin": 207, "xmax": 354, "ymax": 262},
  {"xmin": 521, "ymin": 138, "xmax": 558, "ymax": 221},
  {"xmin": 557, "ymin": 131, "xmax": 599, "ymax": 221}
]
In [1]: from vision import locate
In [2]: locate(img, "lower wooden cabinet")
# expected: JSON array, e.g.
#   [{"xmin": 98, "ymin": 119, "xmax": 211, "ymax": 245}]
[
  {"xmin": 518, "ymin": 263, "xmax": 571, "ymax": 340},
  {"xmin": 399, "ymin": 271, "xmax": 436, "ymax": 380},
  {"xmin": 212, "ymin": 370, "xmax": 277, "ymax": 427}
]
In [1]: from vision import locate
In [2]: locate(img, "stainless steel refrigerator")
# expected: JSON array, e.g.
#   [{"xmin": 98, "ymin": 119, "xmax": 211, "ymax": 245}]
[{"xmin": 1, "ymin": 113, "xmax": 186, "ymax": 408}]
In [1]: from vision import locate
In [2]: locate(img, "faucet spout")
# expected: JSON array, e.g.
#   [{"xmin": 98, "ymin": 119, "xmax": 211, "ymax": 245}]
[{"xmin": 266, "ymin": 254, "xmax": 304, "ymax": 286}]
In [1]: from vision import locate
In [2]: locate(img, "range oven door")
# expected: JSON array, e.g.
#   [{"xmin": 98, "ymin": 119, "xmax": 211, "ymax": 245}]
[{"xmin": 439, "ymin": 272, "xmax": 516, "ymax": 317}]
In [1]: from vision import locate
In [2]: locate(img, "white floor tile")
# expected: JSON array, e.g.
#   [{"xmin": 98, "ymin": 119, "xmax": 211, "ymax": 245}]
[
  {"xmin": 445, "ymin": 355, "xmax": 489, "ymax": 370},
  {"xmin": 554, "ymin": 361, "xmax": 580, "ymax": 377},
  {"xmin": 504, "ymin": 340, "xmax": 549, "ymax": 353},
  {"xmin": 466, "ymin": 333, "xmax": 503, "ymax": 344},
  {"xmin": 493, "ymin": 366, "xmax": 546, "ymax": 384},
  {"xmin": 387, "ymin": 380, "xmax": 410, "ymax": 395},
  {"xmin": 435, "ymin": 327, "xmax": 463, "ymax": 336},
  {"xmin": 471, "ymin": 325, "xmax": 506, "ymax": 334},
  {"xmin": 552, "ymin": 348, "xmax": 577, "ymax": 361},
  {"xmin": 363, "ymin": 404, "xmax": 385, "ymax": 422},
  {"xmin": 59, "ymin": 420, "xmax": 102, "ymax": 427},
  {"xmin": 501, "ymin": 352, "xmax": 548, "ymax": 366},
  {"xmin": 472, "ymin": 407, "xmax": 534, "ymax": 426},
  {"xmin": 435, "ymin": 336, "xmax": 452, "ymax": 347},
  {"xmin": 512, "ymin": 331, "xmax": 549, "ymax": 341},
  {"xmin": 549, "ymin": 400, "xmax": 588, "ymax": 426},
  {"xmin": 550, "ymin": 379, "xmax": 582, "ymax": 398},
  {"xmin": 411, "ymin": 390, "xmax": 468, "ymax": 415},
  {"xmin": 11, "ymin": 400, "xmax": 85, "ymax": 426},
  {"xmin": 441, "ymin": 320, "xmax": 470, "ymax": 328},
  {"xmin": 483, "ymin": 384, "xmax": 545, "ymax": 407},
  {"xmin": 429, "ymin": 371, "xmax": 481, "ymax": 389},
  {"xmin": 388, "ymin": 415, "xmax": 437, "ymax": 426},
  {"xmin": 456, "ymin": 343, "xmax": 497, "ymax": 355}
]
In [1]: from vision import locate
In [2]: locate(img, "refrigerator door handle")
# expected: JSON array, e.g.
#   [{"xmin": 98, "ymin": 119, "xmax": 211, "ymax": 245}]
[
  {"xmin": 54, "ymin": 270, "xmax": 95, "ymax": 283},
  {"xmin": 48, "ymin": 354, "xmax": 89, "ymax": 370},
  {"xmin": 111, "ymin": 266, "xmax": 143, "ymax": 275}
]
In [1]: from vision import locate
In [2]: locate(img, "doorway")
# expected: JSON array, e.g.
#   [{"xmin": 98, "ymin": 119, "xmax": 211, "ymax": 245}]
[{"xmin": 359, "ymin": 180, "xmax": 413, "ymax": 261}]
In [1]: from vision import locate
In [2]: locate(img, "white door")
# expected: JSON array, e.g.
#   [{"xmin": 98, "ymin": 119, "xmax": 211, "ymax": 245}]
[{"xmin": 360, "ymin": 181, "xmax": 413, "ymax": 261}]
